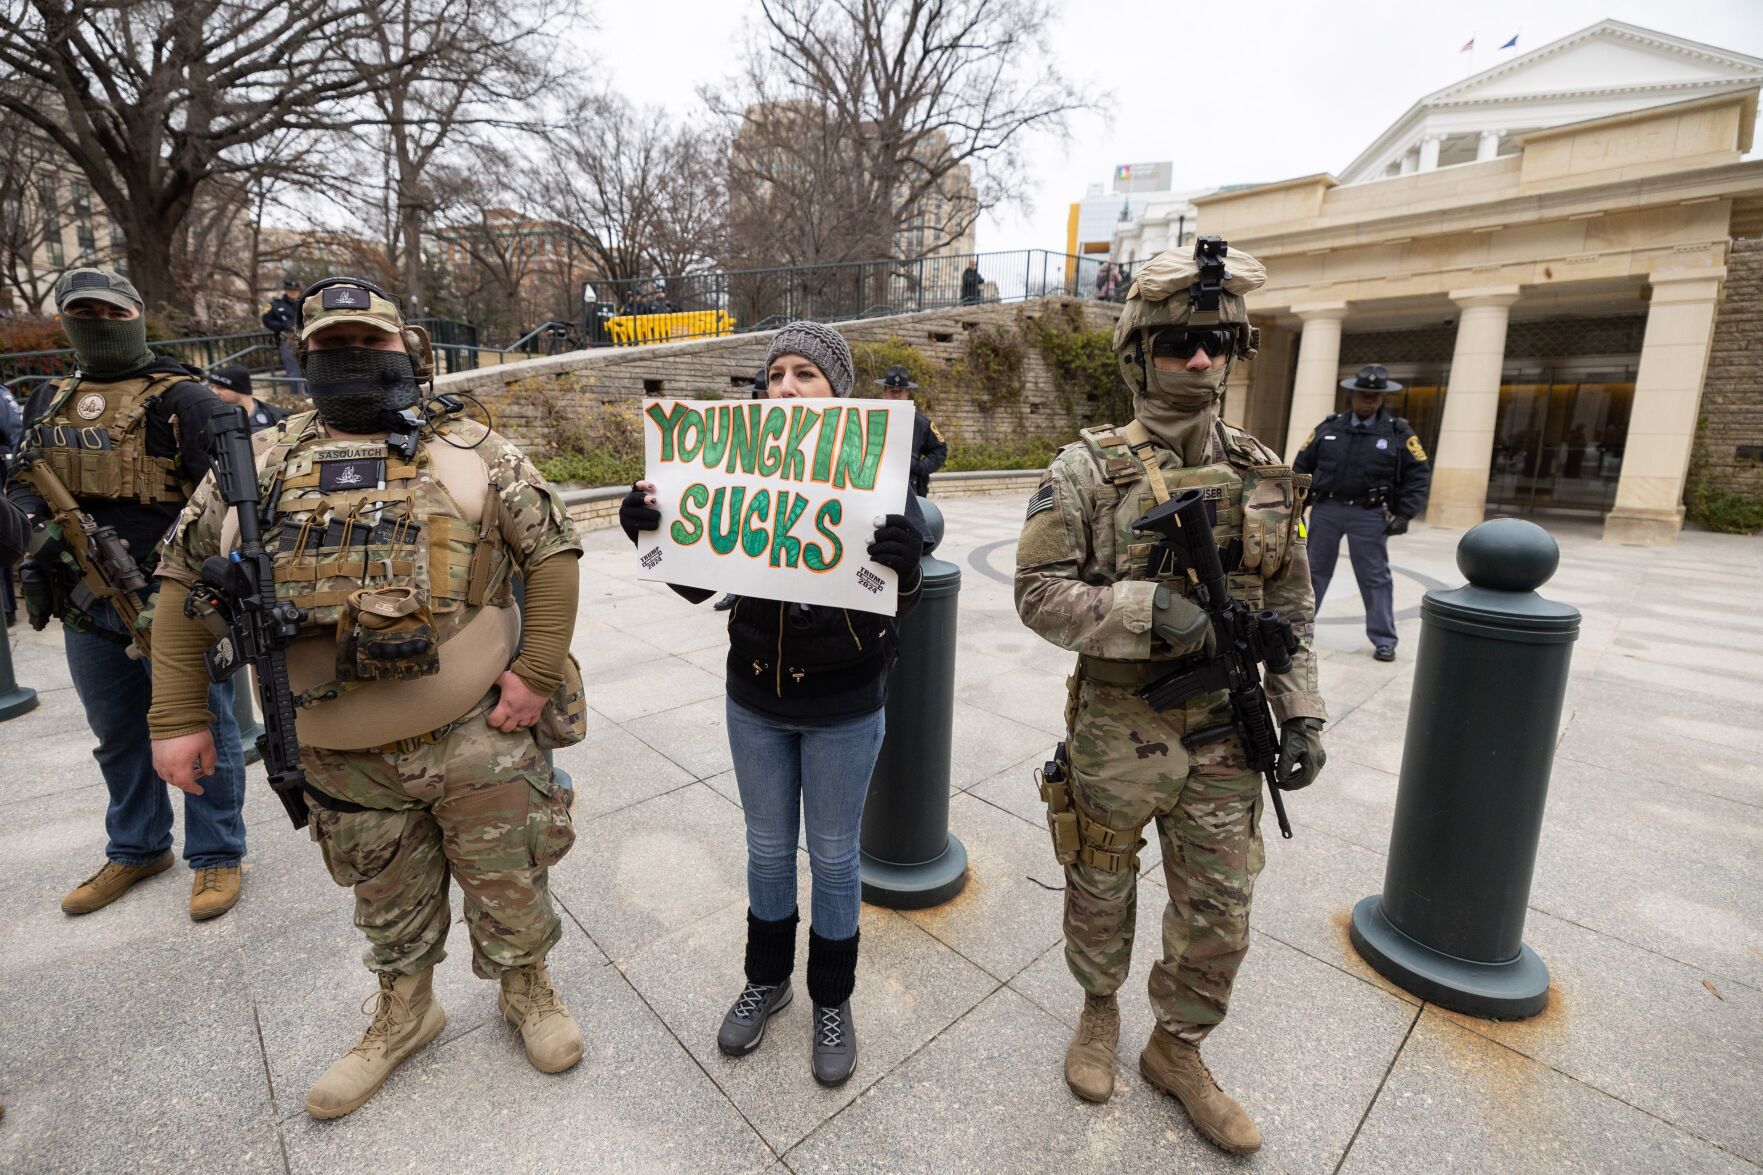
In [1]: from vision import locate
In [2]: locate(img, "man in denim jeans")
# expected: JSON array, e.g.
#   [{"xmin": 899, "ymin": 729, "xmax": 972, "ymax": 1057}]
[{"xmin": 5, "ymin": 268, "xmax": 248, "ymax": 921}]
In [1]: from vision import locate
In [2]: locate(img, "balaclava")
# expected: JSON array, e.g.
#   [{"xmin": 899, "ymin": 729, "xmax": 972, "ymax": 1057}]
[
  {"xmin": 53, "ymin": 268, "xmax": 155, "ymax": 377},
  {"xmin": 1134, "ymin": 338, "xmax": 1231, "ymax": 467},
  {"xmin": 764, "ymin": 320, "xmax": 854, "ymax": 397},
  {"xmin": 297, "ymin": 280, "xmax": 422, "ymax": 434}
]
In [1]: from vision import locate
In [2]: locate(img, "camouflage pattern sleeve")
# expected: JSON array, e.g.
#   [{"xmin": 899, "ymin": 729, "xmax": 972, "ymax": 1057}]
[
  {"xmin": 155, "ymin": 469, "xmax": 227, "ymax": 588},
  {"xmin": 1014, "ymin": 450, "xmax": 1157, "ymax": 660},
  {"xmin": 485, "ymin": 433, "xmax": 582, "ymax": 572},
  {"xmin": 1262, "ymin": 531, "xmax": 1327, "ymax": 724}
]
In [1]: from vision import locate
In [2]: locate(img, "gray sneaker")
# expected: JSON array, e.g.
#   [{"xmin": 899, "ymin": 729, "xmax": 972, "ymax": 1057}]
[
  {"xmin": 718, "ymin": 980, "xmax": 792, "ymax": 1056},
  {"xmin": 811, "ymin": 1000, "xmax": 858, "ymax": 1087}
]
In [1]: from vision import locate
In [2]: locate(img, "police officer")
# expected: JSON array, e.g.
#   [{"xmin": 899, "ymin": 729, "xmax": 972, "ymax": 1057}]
[
  {"xmin": 1015, "ymin": 240, "xmax": 1325, "ymax": 1156},
  {"xmin": 4, "ymin": 268, "xmax": 249, "ymax": 922},
  {"xmin": 147, "ymin": 276, "xmax": 586, "ymax": 1118},
  {"xmin": 261, "ymin": 275, "xmax": 304, "ymax": 387},
  {"xmin": 207, "ymin": 364, "xmax": 287, "ymax": 431},
  {"xmin": 874, "ymin": 365, "xmax": 947, "ymax": 496},
  {"xmin": 1293, "ymin": 364, "xmax": 1432, "ymax": 662}
]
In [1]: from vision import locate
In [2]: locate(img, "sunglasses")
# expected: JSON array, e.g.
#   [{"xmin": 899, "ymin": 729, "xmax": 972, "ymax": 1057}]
[{"xmin": 1151, "ymin": 328, "xmax": 1236, "ymax": 361}]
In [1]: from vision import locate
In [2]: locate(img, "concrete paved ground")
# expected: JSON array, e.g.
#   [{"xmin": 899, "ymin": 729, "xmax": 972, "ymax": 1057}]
[{"xmin": 1, "ymin": 495, "xmax": 1759, "ymax": 1174}]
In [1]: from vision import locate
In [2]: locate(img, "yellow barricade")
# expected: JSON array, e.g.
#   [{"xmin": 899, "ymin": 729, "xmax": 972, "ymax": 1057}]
[{"xmin": 606, "ymin": 310, "xmax": 735, "ymax": 347}]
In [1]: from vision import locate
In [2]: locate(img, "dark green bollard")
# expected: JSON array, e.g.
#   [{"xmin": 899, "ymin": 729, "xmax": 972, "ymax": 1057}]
[
  {"xmin": 0, "ymin": 609, "xmax": 39, "ymax": 721},
  {"xmin": 1350, "ymin": 518, "xmax": 1580, "ymax": 1019},
  {"xmin": 860, "ymin": 496, "xmax": 967, "ymax": 909}
]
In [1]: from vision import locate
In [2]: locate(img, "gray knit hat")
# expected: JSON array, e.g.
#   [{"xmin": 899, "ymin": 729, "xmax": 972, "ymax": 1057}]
[{"xmin": 764, "ymin": 320, "xmax": 854, "ymax": 397}]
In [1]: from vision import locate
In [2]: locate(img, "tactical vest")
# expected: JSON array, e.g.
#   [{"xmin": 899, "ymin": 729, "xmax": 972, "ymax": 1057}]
[
  {"xmin": 1076, "ymin": 418, "xmax": 1308, "ymax": 673},
  {"xmin": 26, "ymin": 371, "xmax": 192, "ymax": 505},
  {"xmin": 223, "ymin": 411, "xmax": 520, "ymax": 750}
]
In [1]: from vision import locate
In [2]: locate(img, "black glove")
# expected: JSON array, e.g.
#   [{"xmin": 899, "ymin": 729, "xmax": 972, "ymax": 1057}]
[
  {"xmin": 867, "ymin": 513, "xmax": 922, "ymax": 576},
  {"xmin": 1384, "ymin": 514, "xmax": 1410, "ymax": 536},
  {"xmin": 618, "ymin": 483, "xmax": 660, "ymax": 546},
  {"xmin": 1275, "ymin": 718, "xmax": 1326, "ymax": 791}
]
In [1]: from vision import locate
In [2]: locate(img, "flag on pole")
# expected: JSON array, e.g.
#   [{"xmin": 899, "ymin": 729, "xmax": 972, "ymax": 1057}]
[
  {"xmin": 1500, "ymin": 34, "xmax": 1519, "ymax": 49},
  {"xmin": 1460, "ymin": 36, "xmax": 1475, "ymax": 53}
]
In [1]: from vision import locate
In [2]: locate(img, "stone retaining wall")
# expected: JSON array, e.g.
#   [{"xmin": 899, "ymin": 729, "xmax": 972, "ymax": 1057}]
[
  {"xmin": 1692, "ymin": 236, "xmax": 1763, "ymax": 503},
  {"xmin": 436, "ymin": 297, "xmax": 1121, "ymax": 455}
]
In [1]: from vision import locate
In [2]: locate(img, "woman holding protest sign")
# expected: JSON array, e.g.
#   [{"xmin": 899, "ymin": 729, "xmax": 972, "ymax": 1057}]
[{"xmin": 619, "ymin": 321, "xmax": 927, "ymax": 1087}]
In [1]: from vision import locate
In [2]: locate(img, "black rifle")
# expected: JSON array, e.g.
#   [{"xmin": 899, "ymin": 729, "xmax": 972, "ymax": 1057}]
[
  {"xmin": 1132, "ymin": 487, "xmax": 1301, "ymax": 839},
  {"xmin": 184, "ymin": 405, "xmax": 312, "ymax": 829}
]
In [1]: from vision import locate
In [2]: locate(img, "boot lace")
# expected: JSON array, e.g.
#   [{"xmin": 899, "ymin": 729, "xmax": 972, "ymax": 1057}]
[
  {"xmin": 193, "ymin": 868, "xmax": 225, "ymax": 896},
  {"xmin": 350, "ymin": 979, "xmax": 412, "ymax": 1058},
  {"xmin": 730, "ymin": 983, "xmax": 774, "ymax": 1023},
  {"xmin": 511, "ymin": 968, "xmax": 566, "ymax": 1025},
  {"xmin": 79, "ymin": 861, "xmax": 130, "ymax": 888},
  {"xmin": 1076, "ymin": 998, "xmax": 1117, "ymax": 1045},
  {"xmin": 816, "ymin": 1005, "xmax": 845, "ymax": 1049}
]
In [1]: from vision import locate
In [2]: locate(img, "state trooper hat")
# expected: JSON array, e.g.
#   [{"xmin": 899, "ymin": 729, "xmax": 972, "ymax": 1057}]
[
  {"xmin": 53, "ymin": 267, "xmax": 143, "ymax": 313},
  {"xmin": 876, "ymin": 364, "xmax": 917, "ymax": 390},
  {"xmin": 1341, "ymin": 364, "xmax": 1404, "ymax": 394}
]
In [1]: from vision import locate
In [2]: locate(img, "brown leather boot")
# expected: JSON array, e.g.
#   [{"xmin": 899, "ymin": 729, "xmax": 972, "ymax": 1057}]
[
  {"xmin": 188, "ymin": 866, "xmax": 241, "ymax": 921},
  {"xmin": 306, "ymin": 969, "xmax": 446, "ymax": 1120},
  {"xmin": 1064, "ymin": 992, "xmax": 1120, "ymax": 1102},
  {"xmin": 1139, "ymin": 1026, "xmax": 1262, "ymax": 1154},
  {"xmin": 499, "ymin": 962, "xmax": 583, "ymax": 1073},
  {"xmin": 61, "ymin": 852, "xmax": 173, "ymax": 915}
]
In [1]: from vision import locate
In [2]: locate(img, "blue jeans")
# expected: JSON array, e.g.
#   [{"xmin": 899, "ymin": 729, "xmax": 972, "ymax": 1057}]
[
  {"xmin": 64, "ymin": 599, "xmax": 247, "ymax": 869},
  {"xmin": 725, "ymin": 699, "xmax": 886, "ymax": 940}
]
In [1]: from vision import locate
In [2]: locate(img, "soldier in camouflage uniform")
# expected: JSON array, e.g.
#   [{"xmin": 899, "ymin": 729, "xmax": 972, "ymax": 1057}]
[
  {"xmin": 1015, "ymin": 241, "xmax": 1327, "ymax": 1155},
  {"xmin": 146, "ymin": 277, "xmax": 587, "ymax": 1119}
]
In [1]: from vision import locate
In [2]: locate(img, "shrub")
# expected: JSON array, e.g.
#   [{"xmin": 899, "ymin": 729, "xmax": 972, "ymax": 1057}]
[
  {"xmin": 0, "ymin": 315, "xmax": 67, "ymax": 355},
  {"xmin": 850, "ymin": 336, "xmax": 945, "ymax": 411},
  {"xmin": 1687, "ymin": 486, "xmax": 1763, "ymax": 534},
  {"xmin": 944, "ymin": 435, "xmax": 1062, "ymax": 473},
  {"xmin": 960, "ymin": 324, "xmax": 1025, "ymax": 411},
  {"xmin": 1024, "ymin": 302, "xmax": 1128, "ymax": 426}
]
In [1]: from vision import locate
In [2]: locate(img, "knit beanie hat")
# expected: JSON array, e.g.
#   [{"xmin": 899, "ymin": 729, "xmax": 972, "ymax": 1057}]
[{"xmin": 764, "ymin": 320, "xmax": 854, "ymax": 397}]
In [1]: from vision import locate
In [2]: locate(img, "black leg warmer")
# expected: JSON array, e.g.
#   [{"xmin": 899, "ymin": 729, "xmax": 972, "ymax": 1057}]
[
  {"xmin": 806, "ymin": 928, "xmax": 861, "ymax": 1007},
  {"xmin": 744, "ymin": 909, "xmax": 800, "ymax": 986}
]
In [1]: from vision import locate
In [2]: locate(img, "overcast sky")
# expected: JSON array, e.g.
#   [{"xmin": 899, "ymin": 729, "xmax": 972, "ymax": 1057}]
[{"xmin": 574, "ymin": 0, "xmax": 1763, "ymax": 256}]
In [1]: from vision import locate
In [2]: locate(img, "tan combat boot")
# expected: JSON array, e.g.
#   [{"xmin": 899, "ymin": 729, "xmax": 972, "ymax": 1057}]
[
  {"xmin": 1064, "ymin": 992, "xmax": 1120, "ymax": 1103},
  {"xmin": 306, "ymin": 968, "xmax": 446, "ymax": 1120},
  {"xmin": 1140, "ymin": 1026, "xmax": 1261, "ymax": 1154},
  {"xmin": 188, "ymin": 866, "xmax": 241, "ymax": 922},
  {"xmin": 499, "ymin": 962, "xmax": 584, "ymax": 1073},
  {"xmin": 60, "ymin": 852, "xmax": 174, "ymax": 915}
]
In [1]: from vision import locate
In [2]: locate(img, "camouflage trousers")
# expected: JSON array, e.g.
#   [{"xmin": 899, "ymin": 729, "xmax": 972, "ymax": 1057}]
[
  {"xmin": 1063, "ymin": 679, "xmax": 1265, "ymax": 1044},
  {"xmin": 303, "ymin": 696, "xmax": 575, "ymax": 980}
]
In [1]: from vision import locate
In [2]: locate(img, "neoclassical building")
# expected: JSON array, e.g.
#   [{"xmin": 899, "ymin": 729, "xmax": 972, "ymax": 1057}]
[{"xmin": 1201, "ymin": 20, "xmax": 1763, "ymax": 542}]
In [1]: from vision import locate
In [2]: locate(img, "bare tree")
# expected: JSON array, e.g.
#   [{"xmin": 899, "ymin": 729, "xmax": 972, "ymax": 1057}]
[
  {"xmin": 714, "ymin": 0, "xmax": 1086, "ymax": 267},
  {"xmin": 533, "ymin": 92, "xmax": 726, "ymax": 288},
  {"xmin": 0, "ymin": 0, "xmax": 428, "ymax": 315},
  {"xmin": 344, "ymin": 0, "xmax": 578, "ymax": 316},
  {"xmin": 0, "ymin": 99, "xmax": 91, "ymax": 311}
]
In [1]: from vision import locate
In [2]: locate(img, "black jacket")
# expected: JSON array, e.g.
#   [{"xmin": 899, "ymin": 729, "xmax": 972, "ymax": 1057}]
[
  {"xmin": 1293, "ymin": 407, "xmax": 1432, "ymax": 521},
  {"xmin": 247, "ymin": 399, "xmax": 290, "ymax": 431},
  {"xmin": 911, "ymin": 411, "xmax": 948, "ymax": 496},
  {"xmin": 6, "ymin": 359, "xmax": 220, "ymax": 567},
  {"xmin": 261, "ymin": 293, "xmax": 300, "ymax": 336},
  {"xmin": 675, "ymin": 494, "xmax": 929, "ymax": 723}
]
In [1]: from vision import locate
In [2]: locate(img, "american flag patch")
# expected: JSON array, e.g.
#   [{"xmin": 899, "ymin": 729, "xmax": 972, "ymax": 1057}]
[{"xmin": 1025, "ymin": 483, "xmax": 1054, "ymax": 520}]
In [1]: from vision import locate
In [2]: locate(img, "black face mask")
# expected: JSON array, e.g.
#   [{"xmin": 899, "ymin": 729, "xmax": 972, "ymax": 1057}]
[{"xmin": 301, "ymin": 347, "xmax": 421, "ymax": 434}]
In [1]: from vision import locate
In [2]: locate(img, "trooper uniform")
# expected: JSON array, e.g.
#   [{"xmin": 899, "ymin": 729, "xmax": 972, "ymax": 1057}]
[
  {"xmin": 4, "ymin": 267, "xmax": 247, "ymax": 920},
  {"xmin": 149, "ymin": 277, "xmax": 587, "ymax": 1118},
  {"xmin": 1294, "ymin": 364, "xmax": 1432, "ymax": 659},
  {"xmin": 874, "ymin": 365, "xmax": 948, "ymax": 495},
  {"xmin": 1015, "ymin": 242, "xmax": 1324, "ymax": 1155}
]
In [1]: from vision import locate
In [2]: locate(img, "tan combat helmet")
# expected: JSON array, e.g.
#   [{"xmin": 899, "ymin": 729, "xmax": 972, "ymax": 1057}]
[{"xmin": 1112, "ymin": 237, "xmax": 1266, "ymax": 395}]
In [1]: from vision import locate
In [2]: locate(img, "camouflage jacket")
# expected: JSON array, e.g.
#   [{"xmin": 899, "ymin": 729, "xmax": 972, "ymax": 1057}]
[{"xmin": 1014, "ymin": 417, "xmax": 1325, "ymax": 724}]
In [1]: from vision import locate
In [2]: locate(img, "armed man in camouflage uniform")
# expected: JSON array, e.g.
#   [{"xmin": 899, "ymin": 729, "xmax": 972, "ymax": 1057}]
[
  {"xmin": 146, "ymin": 277, "xmax": 587, "ymax": 1119},
  {"xmin": 1015, "ymin": 241, "xmax": 1326, "ymax": 1155}
]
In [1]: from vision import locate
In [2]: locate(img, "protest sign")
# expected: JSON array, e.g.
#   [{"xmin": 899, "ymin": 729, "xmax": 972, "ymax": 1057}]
[{"xmin": 637, "ymin": 397, "xmax": 916, "ymax": 612}]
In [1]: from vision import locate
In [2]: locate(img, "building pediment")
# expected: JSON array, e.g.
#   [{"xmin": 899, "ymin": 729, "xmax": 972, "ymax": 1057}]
[{"xmin": 1342, "ymin": 20, "xmax": 1763, "ymax": 182}]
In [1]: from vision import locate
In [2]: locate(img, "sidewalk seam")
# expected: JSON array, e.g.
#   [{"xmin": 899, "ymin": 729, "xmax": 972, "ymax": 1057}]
[{"xmin": 1331, "ymin": 1001, "xmax": 1421, "ymax": 1174}]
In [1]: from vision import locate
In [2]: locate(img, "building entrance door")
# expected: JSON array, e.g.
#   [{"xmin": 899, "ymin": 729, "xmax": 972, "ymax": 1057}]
[{"xmin": 1486, "ymin": 369, "xmax": 1635, "ymax": 514}]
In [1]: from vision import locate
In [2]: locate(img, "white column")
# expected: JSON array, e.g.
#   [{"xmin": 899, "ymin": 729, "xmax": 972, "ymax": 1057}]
[
  {"xmin": 1426, "ymin": 287, "xmax": 1521, "ymax": 530},
  {"xmin": 1282, "ymin": 303, "xmax": 1350, "ymax": 461},
  {"xmin": 1418, "ymin": 134, "xmax": 1442, "ymax": 172},
  {"xmin": 1476, "ymin": 129, "xmax": 1502, "ymax": 162},
  {"xmin": 1603, "ymin": 267, "xmax": 1727, "ymax": 545},
  {"xmin": 1400, "ymin": 148, "xmax": 1418, "ymax": 176}
]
